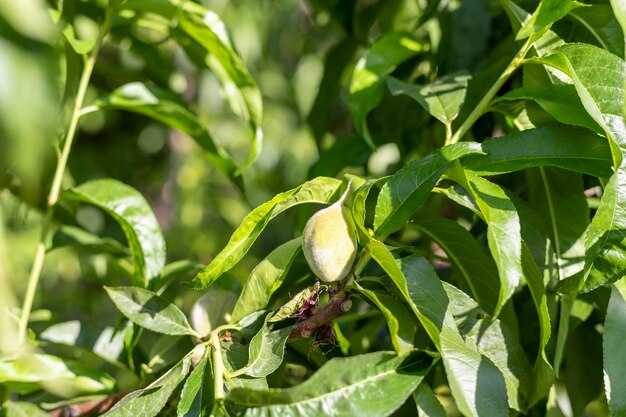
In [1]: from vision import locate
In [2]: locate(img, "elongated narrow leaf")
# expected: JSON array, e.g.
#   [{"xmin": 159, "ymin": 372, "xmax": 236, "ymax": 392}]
[
  {"xmin": 244, "ymin": 317, "xmax": 292, "ymax": 378},
  {"xmin": 348, "ymin": 177, "xmax": 385, "ymax": 245},
  {"xmin": 105, "ymin": 286, "xmax": 197, "ymax": 337},
  {"xmin": 63, "ymin": 179, "xmax": 165, "ymax": 288},
  {"xmin": 190, "ymin": 177, "xmax": 341, "ymax": 289},
  {"xmin": 177, "ymin": 9, "xmax": 262, "ymax": 173},
  {"xmin": 367, "ymin": 242, "xmax": 508, "ymax": 417},
  {"xmin": 226, "ymin": 351, "xmax": 433, "ymax": 417},
  {"xmin": 374, "ymin": 142, "xmax": 484, "ymax": 237},
  {"xmin": 177, "ymin": 354, "xmax": 213, "ymax": 417},
  {"xmin": 444, "ymin": 282, "xmax": 532, "ymax": 411},
  {"xmin": 414, "ymin": 383, "xmax": 446, "ymax": 417},
  {"xmin": 453, "ymin": 170, "xmax": 523, "ymax": 314},
  {"xmin": 103, "ymin": 354, "xmax": 193, "ymax": 417},
  {"xmin": 350, "ymin": 32, "xmax": 423, "ymax": 148},
  {"xmin": 462, "ymin": 126, "xmax": 612, "ymax": 177},
  {"xmin": 355, "ymin": 282, "xmax": 415, "ymax": 354},
  {"xmin": 230, "ymin": 238, "xmax": 302, "ymax": 324},
  {"xmin": 517, "ymin": 0, "xmax": 571, "ymax": 40},
  {"xmin": 95, "ymin": 83, "xmax": 242, "ymax": 189},
  {"xmin": 388, "ymin": 72, "xmax": 470, "ymax": 125},
  {"xmin": 531, "ymin": 44, "xmax": 626, "ymax": 292},
  {"xmin": 415, "ymin": 219, "xmax": 499, "ymax": 314},
  {"xmin": 496, "ymin": 86, "xmax": 601, "ymax": 133},
  {"xmin": 603, "ymin": 279, "xmax": 626, "ymax": 416}
]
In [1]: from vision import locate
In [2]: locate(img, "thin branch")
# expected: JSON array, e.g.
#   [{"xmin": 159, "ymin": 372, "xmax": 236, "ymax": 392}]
[
  {"xmin": 49, "ymin": 390, "xmax": 130, "ymax": 417},
  {"xmin": 289, "ymin": 291, "xmax": 353, "ymax": 340}
]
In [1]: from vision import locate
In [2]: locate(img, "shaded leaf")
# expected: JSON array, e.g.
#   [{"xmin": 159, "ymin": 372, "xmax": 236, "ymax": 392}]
[
  {"xmin": 496, "ymin": 86, "xmax": 601, "ymax": 133},
  {"xmin": 190, "ymin": 177, "xmax": 341, "ymax": 289},
  {"xmin": 374, "ymin": 142, "xmax": 484, "ymax": 237},
  {"xmin": 49, "ymin": 226, "xmax": 129, "ymax": 257},
  {"xmin": 413, "ymin": 383, "xmax": 446, "ymax": 417},
  {"xmin": 350, "ymin": 31, "xmax": 423, "ymax": 148},
  {"xmin": 63, "ymin": 179, "xmax": 166, "ymax": 288},
  {"xmin": 244, "ymin": 317, "xmax": 292, "ymax": 378},
  {"xmin": 355, "ymin": 282, "xmax": 415, "ymax": 354},
  {"xmin": 387, "ymin": 72, "xmax": 470, "ymax": 125},
  {"xmin": 415, "ymin": 219, "xmax": 499, "ymax": 314},
  {"xmin": 191, "ymin": 289, "xmax": 238, "ymax": 337},
  {"xmin": 226, "ymin": 351, "xmax": 433, "ymax": 417},
  {"xmin": 568, "ymin": 5, "xmax": 624, "ymax": 58},
  {"xmin": 230, "ymin": 238, "xmax": 302, "ymax": 324},
  {"xmin": 105, "ymin": 286, "xmax": 197, "ymax": 337},
  {"xmin": 177, "ymin": 354, "xmax": 213, "ymax": 417}
]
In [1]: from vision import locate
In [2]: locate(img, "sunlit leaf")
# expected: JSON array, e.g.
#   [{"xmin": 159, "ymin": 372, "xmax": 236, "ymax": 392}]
[
  {"xmin": 374, "ymin": 142, "xmax": 484, "ymax": 237},
  {"xmin": 226, "ymin": 351, "xmax": 433, "ymax": 417},
  {"xmin": 190, "ymin": 177, "xmax": 341, "ymax": 289},
  {"xmin": 105, "ymin": 286, "xmax": 198, "ymax": 337},
  {"xmin": 63, "ymin": 179, "xmax": 166, "ymax": 288}
]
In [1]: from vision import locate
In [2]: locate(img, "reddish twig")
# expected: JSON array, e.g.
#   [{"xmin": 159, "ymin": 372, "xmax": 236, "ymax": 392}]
[{"xmin": 289, "ymin": 291, "xmax": 353, "ymax": 340}]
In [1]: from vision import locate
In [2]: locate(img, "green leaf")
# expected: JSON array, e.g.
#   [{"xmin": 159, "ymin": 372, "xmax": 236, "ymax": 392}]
[
  {"xmin": 415, "ymin": 219, "xmax": 499, "ymax": 315},
  {"xmin": 413, "ymin": 383, "xmax": 446, "ymax": 417},
  {"xmin": 387, "ymin": 72, "xmax": 471, "ymax": 125},
  {"xmin": 63, "ymin": 179, "xmax": 166, "ymax": 288},
  {"xmin": 496, "ymin": 85, "xmax": 601, "ymax": 133},
  {"xmin": 603, "ymin": 278, "xmax": 626, "ymax": 416},
  {"xmin": 445, "ymin": 282, "xmax": 532, "ymax": 411},
  {"xmin": 95, "ymin": 83, "xmax": 243, "ymax": 190},
  {"xmin": 0, "ymin": 354, "xmax": 115, "ymax": 397},
  {"xmin": 531, "ymin": 44, "xmax": 626, "ymax": 292},
  {"xmin": 267, "ymin": 286, "xmax": 316, "ymax": 323},
  {"xmin": 177, "ymin": 353, "xmax": 213, "ymax": 417},
  {"xmin": 461, "ymin": 126, "xmax": 612, "ymax": 178},
  {"xmin": 49, "ymin": 226, "xmax": 129, "ymax": 257},
  {"xmin": 568, "ymin": 5, "xmax": 624, "ymax": 58},
  {"xmin": 226, "ymin": 351, "xmax": 433, "ymax": 417},
  {"xmin": 190, "ymin": 177, "xmax": 342, "ymax": 289},
  {"xmin": 230, "ymin": 237, "xmax": 302, "ymax": 324},
  {"xmin": 350, "ymin": 31, "xmax": 423, "ymax": 148},
  {"xmin": 517, "ymin": 0, "xmax": 572, "ymax": 40},
  {"xmin": 355, "ymin": 282, "xmax": 415, "ymax": 354},
  {"xmin": 4, "ymin": 401, "xmax": 50, "ymax": 417},
  {"xmin": 374, "ymin": 142, "xmax": 484, "ymax": 237},
  {"xmin": 366, "ymin": 243, "xmax": 509, "ymax": 417},
  {"xmin": 244, "ymin": 316, "xmax": 292, "ymax": 378},
  {"xmin": 105, "ymin": 286, "xmax": 198, "ymax": 337},
  {"xmin": 103, "ymin": 353, "xmax": 193, "ymax": 417},
  {"xmin": 449, "ymin": 170, "xmax": 523, "ymax": 315},
  {"xmin": 347, "ymin": 177, "xmax": 385, "ymax": 245},
  {"xmin": 191, "ymin": 289, "xmax": 238, "ymax": 337},
  {"xmin": 177, "ymin": 9, "xmax": 262, "ymax": 173}
]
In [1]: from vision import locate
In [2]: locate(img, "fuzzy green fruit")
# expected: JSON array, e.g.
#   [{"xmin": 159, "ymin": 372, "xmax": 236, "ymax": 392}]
[{"xmin": 302, "ymin": 188, "xmax": 357, "ymax": 282}]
